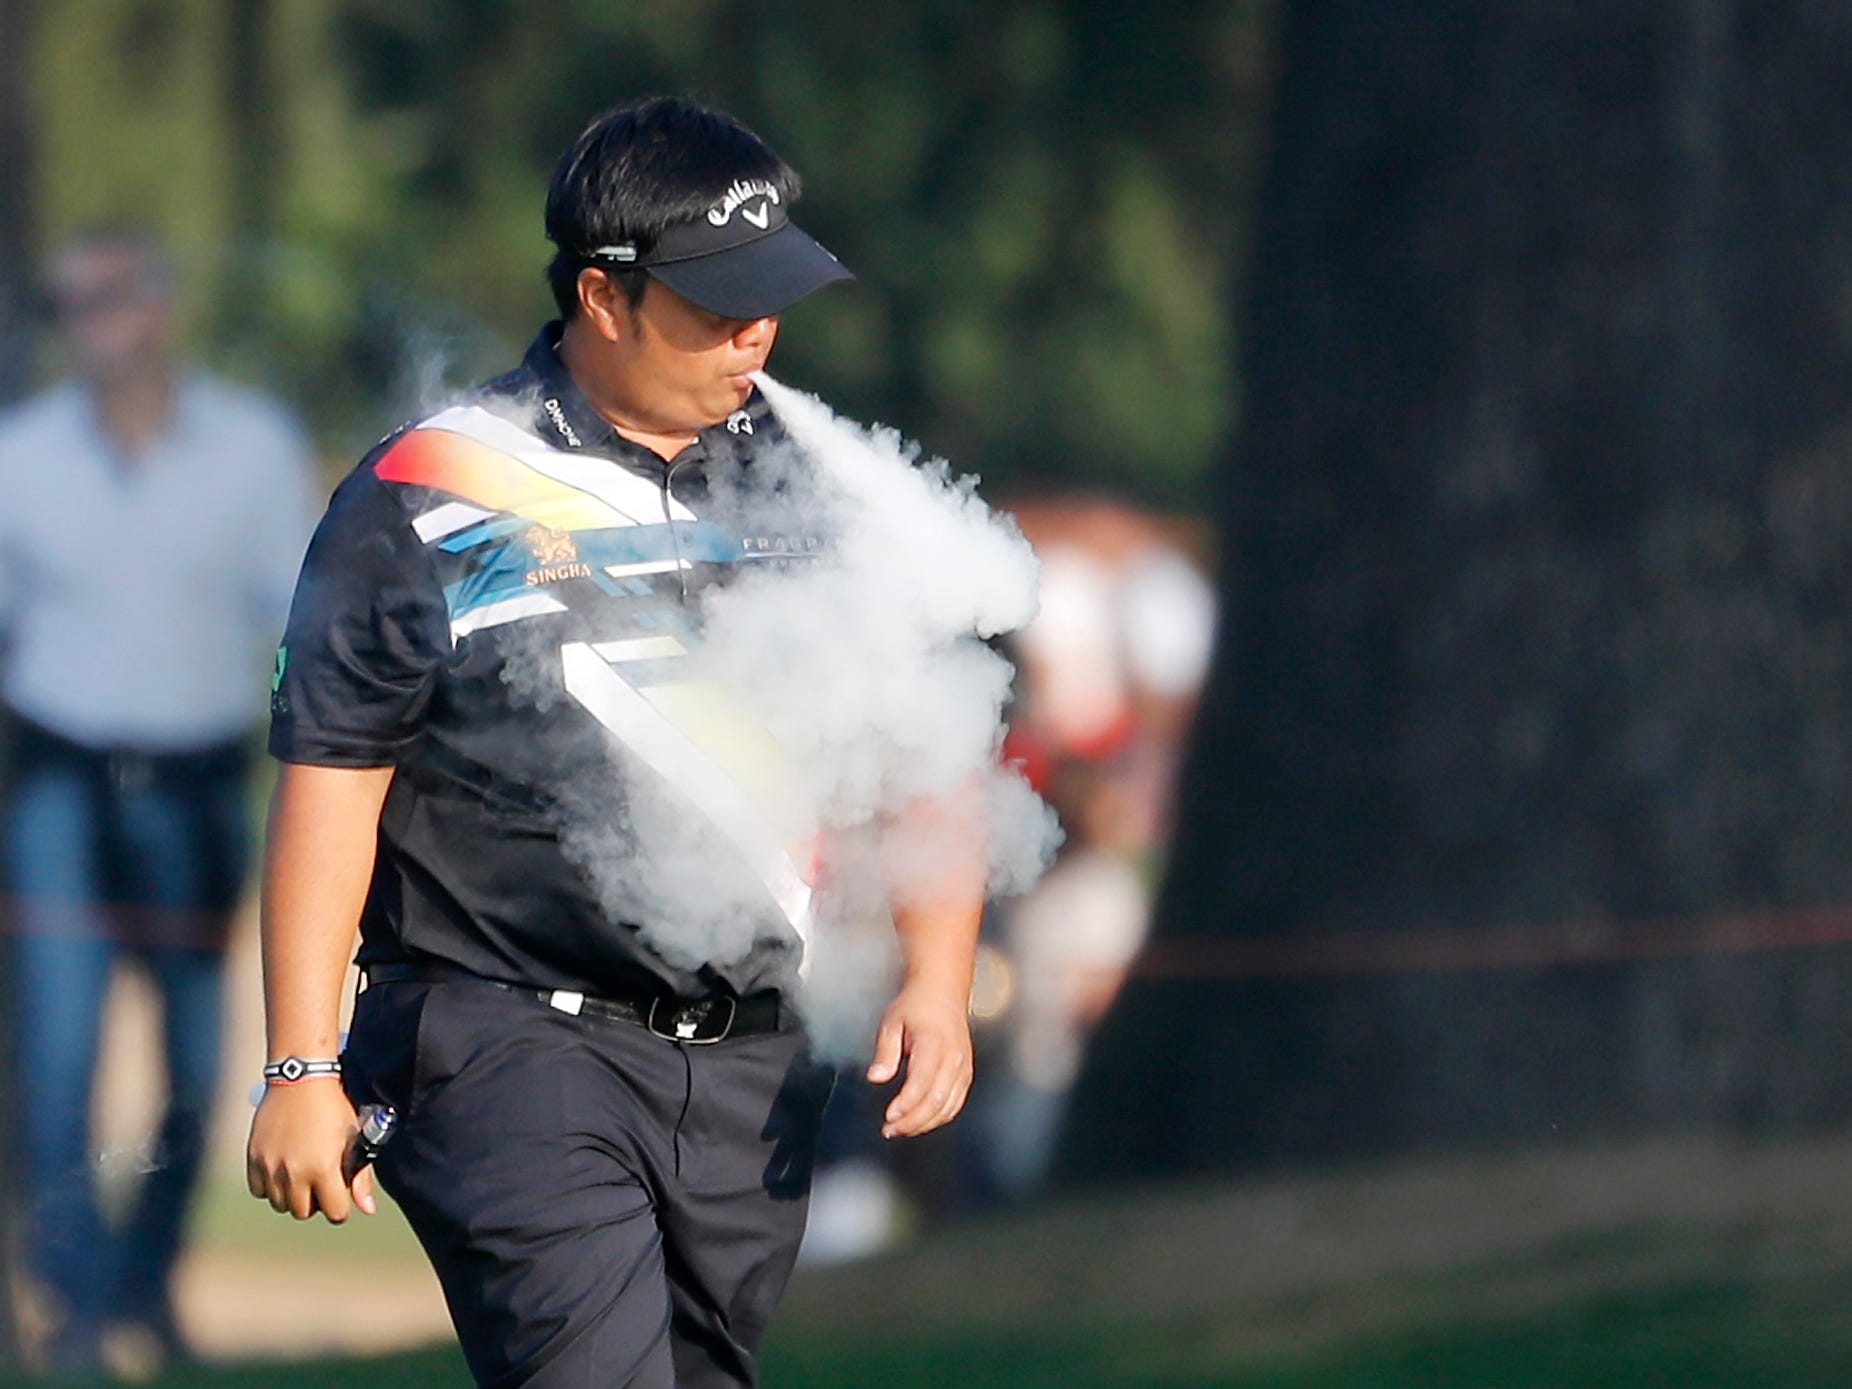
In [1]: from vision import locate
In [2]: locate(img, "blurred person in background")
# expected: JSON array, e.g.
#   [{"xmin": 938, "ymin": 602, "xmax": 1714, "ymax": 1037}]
[
  {"xmin": 976, "ymin": 502, "xmax": 1215, "ymax": 1201},
  {"xmin": 802, "ymin": 503, "xmax": 1217, "ymax": 1241},
  {"xmin": 0, "ymin": 226, "xmax": 316, "ymax": 1376}
]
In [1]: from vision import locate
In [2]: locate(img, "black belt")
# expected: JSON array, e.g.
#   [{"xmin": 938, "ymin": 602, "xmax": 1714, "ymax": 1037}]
[{"xmin": 361, "ymin": 960, "xmax": 782, "ymax": 1044}]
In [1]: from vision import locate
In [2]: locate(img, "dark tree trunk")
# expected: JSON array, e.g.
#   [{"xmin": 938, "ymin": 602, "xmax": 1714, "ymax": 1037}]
[
  {"xmin": 227, "ymin": 0, "xmax": 279, "ymax": 238},
  {"xmin": 1064, "ymin": 0, "xmax": 1852, "ymax": 1182},
  {"xmin": 0, "ymin": 0, "xmax": 37, "ymax": 404},
  {"xmin": 0, "ymin": 0, "xmax": 31, "ymax": 1363},
  {"xmin": 220, "ymin": 0, "xmax": 280, "ymax": 362}
]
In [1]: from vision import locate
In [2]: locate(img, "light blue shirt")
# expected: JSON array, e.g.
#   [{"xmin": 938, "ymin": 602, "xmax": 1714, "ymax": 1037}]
[{"xmin": 0, "ymin": 375, "xmax": 319, "ymax": 749}]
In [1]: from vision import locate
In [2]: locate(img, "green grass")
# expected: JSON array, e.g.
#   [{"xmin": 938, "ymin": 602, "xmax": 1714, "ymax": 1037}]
[
  {"xmin": 6, "ymin": 1274, "xmax": 1852, "ymax": 1388},
  {"xmin": 1241, "ymin": 1275, "xmax": 1852, "ymax": 1389},
  {"xmin": 0, "ymin": 1345, "xmax": 470, "ymax": 1389},
  {"xmin": 759, "ymin": 1276, "xmax": 1852, "ymax": 1388},
  {"xmin": 17, "ymin": 1136, "xmax": 1852, "ymax": 1386}
]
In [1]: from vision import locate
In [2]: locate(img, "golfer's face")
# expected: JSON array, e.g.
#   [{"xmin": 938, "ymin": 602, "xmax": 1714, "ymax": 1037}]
[{"xmin": 611, "ymin": 279, "xmax": 778, "ymax": 435}]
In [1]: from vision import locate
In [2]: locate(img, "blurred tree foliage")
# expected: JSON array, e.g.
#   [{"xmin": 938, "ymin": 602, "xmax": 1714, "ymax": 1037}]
[{"xmin": 22, "ymin": 0, "xmax": 1275, "ymax": 497}]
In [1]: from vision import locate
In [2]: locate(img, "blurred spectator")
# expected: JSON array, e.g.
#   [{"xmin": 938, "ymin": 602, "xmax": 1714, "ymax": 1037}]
[
  {"xmin": 974, "ymin": 500, "xmax": 1216, "ymax": 1202},
  {"xmin": 803, "ymin": 499, "xmax": 1216, "ymax": 1246},
  {"xmin": 0, "ymin": 227, "xmax": 315, "ymax": 1376}
]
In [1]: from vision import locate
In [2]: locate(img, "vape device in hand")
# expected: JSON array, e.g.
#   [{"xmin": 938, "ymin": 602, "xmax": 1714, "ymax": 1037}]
[{"xmin": 343, "ymin": 1103, "xmax": 399, "ymax": 1183}]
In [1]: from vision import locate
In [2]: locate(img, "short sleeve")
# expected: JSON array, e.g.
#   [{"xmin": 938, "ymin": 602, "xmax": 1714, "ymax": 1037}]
[{"xmin": 268, "ymin": 463, "xmax": 448, "ymax": 766}]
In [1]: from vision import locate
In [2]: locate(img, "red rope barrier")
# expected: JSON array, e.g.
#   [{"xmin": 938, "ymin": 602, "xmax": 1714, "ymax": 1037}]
[{"xmin": 1133, "ymin": 908, "xmax": 1852, "ymax": 980}]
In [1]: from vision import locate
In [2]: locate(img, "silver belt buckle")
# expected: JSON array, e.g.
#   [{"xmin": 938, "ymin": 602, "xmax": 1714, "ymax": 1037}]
[{"xmin": 647, "ymin": 996, "xmax": 736, "ymax": 1044}]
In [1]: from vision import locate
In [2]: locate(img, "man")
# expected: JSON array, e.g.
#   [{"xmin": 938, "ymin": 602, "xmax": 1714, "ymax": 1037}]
[
  {"xmin": 247, "ymin": 98, "xmax": 984, "ymax": 1388},
  {"xmin": 0, "ymin": 228, "xmax": 315, "ymax": 1374}
]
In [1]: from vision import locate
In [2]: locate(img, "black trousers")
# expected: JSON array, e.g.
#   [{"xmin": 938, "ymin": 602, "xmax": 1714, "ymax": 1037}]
[{"xmin": 343, "ymin": 977, "xmax": 835, "ymax": 1388}]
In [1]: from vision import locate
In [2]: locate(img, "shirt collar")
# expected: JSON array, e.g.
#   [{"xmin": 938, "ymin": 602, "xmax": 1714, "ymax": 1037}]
[
  {"xmin": 515, "ymin": 322, "xmax": 782, "ymax": 473},
  {"xmin": 519, "ymin": 323, "xmax": 620, "ymax": 456},
  {"xmin": 71, "ymin": 374, "xmax": 199, "ymax": 468}
]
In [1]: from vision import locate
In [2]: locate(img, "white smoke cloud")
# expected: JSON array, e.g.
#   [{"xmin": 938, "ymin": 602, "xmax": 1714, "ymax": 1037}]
[{"xmin": 552, "ymin": 375, "xmax": 1061, "ymax": 1059}]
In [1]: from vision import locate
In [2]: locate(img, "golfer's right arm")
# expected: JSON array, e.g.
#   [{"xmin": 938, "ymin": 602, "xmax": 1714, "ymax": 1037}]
[{"xmin": 245, "ymin": 762, "xmax": 396, "ymax": 1225}]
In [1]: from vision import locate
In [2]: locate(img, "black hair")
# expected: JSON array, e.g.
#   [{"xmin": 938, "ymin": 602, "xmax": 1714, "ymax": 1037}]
[{"xmin": 543, "ymin": 96, "xmax": 802, "ymax": 320}]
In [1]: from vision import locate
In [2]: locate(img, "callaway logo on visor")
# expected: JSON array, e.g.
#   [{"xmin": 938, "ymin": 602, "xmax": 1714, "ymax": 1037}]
[
  {"xmin": 580, "ymin": 177, "xmax": 853, "ymax": 320},
  {"xmin": 590, "ymin": 183, "xmax": 794, "ymax": 268},
  {"xmin": 707, "ymin": 180, "xmax": 781, "ymax": 229}
]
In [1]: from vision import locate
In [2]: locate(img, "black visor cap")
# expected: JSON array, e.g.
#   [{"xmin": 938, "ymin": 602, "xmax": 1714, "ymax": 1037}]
[{"xmin": 647, "ymin": 221, "xmax": 853, "ymax": 320}]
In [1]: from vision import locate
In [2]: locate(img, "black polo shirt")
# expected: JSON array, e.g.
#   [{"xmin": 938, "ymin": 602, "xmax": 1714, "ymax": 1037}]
[{"xmin": 270, "ymin": 325, "xmax": 825, "ymax": 997}]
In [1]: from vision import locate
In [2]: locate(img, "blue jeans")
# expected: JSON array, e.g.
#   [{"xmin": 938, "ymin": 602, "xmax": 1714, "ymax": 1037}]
[{"xmin": 6, "ymin": 734, "xmax": 248, "ymax": 1333}]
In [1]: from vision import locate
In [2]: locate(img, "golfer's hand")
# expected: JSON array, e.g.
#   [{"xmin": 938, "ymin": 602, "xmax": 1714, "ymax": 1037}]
[
  {"xmin": 246, "ymin": 1080, "xmax": 377, "ymax": 1223},
  {"xmin": 867, "ymin": 979, "xmax": 973, "ymax": 1139}
]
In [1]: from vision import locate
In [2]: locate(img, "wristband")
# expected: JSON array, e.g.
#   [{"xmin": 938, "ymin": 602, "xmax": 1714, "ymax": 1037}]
[{"xmin": 263, "ymin": 1056, "xmax": 343, "ymax": 1085}]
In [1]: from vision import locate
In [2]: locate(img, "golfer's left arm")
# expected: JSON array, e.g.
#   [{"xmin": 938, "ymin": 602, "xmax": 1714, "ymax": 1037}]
[{"xmin": 867, "ymin": 792, "xmax": 986, "ymax": 1139}]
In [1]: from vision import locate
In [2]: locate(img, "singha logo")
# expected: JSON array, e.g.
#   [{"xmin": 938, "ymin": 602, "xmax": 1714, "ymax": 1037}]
[
  {"xmin": 523, "ymin": 526, "xmax": 592, "ymax": 585},
  {"xmin": 525, "ymin": 526, "xmax": 579, "ymax": 565}
]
